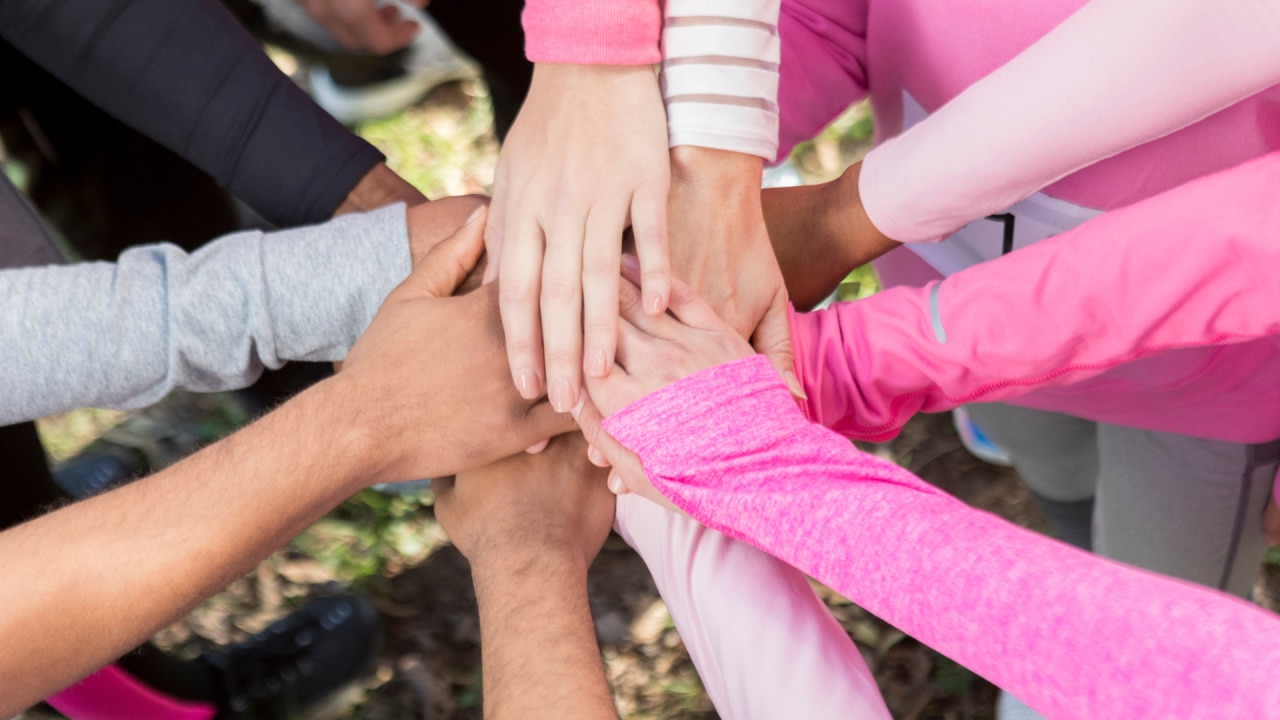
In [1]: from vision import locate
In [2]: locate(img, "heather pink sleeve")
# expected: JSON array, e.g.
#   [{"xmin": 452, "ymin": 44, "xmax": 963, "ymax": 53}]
[
  {"xmin": 794, "ymin": 152, "xmax": 1280, "ymax": 441},
  {"xmin": 602, "ymin": 356, "xmax": 1280, "ymax": 719},
  {"xmin": 522, "ymin": 0, "xmax": 660, "ymax": 64},
  {"xmin": 861, "ymin": 0, "xmax": 1280, "ymax": 243}
]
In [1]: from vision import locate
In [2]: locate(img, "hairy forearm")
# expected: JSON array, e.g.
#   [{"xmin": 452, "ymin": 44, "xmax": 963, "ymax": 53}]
[
  {"xmin": 0, "ymin": 378, "xmax": 372, "ymax": 714},
  {"xmin": 474, "ymin": 552, "xmax": 617, "ymax": 720}
]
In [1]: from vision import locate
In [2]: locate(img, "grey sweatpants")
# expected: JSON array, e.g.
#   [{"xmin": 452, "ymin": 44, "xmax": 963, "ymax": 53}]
[{"xmin": 967, "ymin": 402, "xmax": 1280, "ymax": 599}]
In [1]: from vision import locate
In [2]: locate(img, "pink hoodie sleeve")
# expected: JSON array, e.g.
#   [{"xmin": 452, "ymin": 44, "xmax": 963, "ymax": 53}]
[
  {"xmin": 522, "ymin": 0, "xmax": 660, "ymax": 64},
  {"xmin": 793, "ymin": 152, "xmax": 1280, "ymax": 442},
  {"xmin": 602, "ymin": 355, "xmax": 1280, "ymax": 719},
  {"xmin": 860, "ymin": 0, "xmax": 1280, "ymax": 243}
]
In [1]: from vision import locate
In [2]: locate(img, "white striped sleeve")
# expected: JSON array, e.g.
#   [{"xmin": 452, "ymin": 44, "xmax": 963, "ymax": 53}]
[{"xmin": 661, "ymin": 0, "xmax": 782, "ymax": 160}]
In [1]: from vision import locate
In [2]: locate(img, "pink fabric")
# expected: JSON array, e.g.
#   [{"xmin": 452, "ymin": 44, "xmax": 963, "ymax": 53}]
[
  {"xmin": 521, "ymin": 0, "xmax": 659, "ymax": 64},
  {"xmin": 791, "ymin": 152, "xmax": 1280, "ymax": 444},
  {"xmin": 615, "ymin": 496, "xmax": 890, "ymax": 719},
  {"xmin": 46, "ymin": 664, "xmax": 216, "ymax": 720},
  {"xmin": 603, "ymin": 354, "xmax": 1280, "ymax": 719},
  {"xmin": 775, "ymin": 0, "xmax": 1280, "ymax": 237}
]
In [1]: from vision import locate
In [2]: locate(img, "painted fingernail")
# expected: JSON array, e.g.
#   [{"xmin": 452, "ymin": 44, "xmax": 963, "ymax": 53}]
[
  {"xmin": 608, "ymin": 472, "xmax": 628, "ymax": 495},
  {"xmin": 585, "ymin": 348, "xmax": 609, "ymax": 377},
  {"xmin": 515, "ymin": 368, "xmax": 540, "ymax": 400},
  {"xmin": 463, "ymin": 205, "xmax": 486, "ymax": 225},
  {"xmin": 549, "ymin": 378, "xmax": 576, "ymax": 413},
  {"xmin": 645, "ymin": 293, "xmax": 664, "ymax": 315},
  {"xmin": 784, "ymin": 370, "xmax": 808, "ymax": 400}
]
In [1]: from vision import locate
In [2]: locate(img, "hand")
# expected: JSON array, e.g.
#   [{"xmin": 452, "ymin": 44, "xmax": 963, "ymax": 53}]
[
  {"xmin": 576, "ymin": 257, "xmax": 752, "ymax": 507},
  {"xmin": 435, "ymin": 435, "xmax": 618, "ymax": 720},
  {"xmin": 296, "ymin": 0, "xmax": 426, "ymax": 56},
  {"xmin": 488, "ymin": 63, "xmax": 671, "ymax": 414},
  {"xmin": 434, "ymin": 434, "xmax": 615, "ymax": 568},
  {"xmin": 666, "ymin": 147, "xmax": 801, "ymax": 397},
  {"xmin": 336, "ymin": 210, "xmax": 577, "ymax": 484},
  {"xmin": 761, "ymin": 160, "xmax": 900, "ymax": 310},
  {"xmin": 335, "ymin": 162, "xmax": 429, "ymax": 217},
  {"xmin": 406, "ymin": 194, "xmax": 489, "ymax": 267}
]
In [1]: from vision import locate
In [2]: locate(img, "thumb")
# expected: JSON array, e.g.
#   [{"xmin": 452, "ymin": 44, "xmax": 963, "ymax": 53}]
[
  {"xmin": 410, "ymin": 206, "xmax": 488, "ymax": 298},
  {"xmin": 753, "ymin": 290, "xmax": 804, "ymax": 400}
]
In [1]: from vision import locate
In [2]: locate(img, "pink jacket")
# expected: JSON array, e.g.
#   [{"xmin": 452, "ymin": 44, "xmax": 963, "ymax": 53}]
[
  {"xmin": 791, "ymin": 152, "xmax": 1280, "ymax": 444},
  {"xmin": 603, "ymin": 354, "xmax": 1280, "ymax": 719}
]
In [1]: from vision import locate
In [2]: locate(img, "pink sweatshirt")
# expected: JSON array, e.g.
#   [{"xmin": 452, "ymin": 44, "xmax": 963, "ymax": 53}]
[
  {"xmin": 603, "ymin": 354, "xmax": 1280, "ymax": 719},
  {"xmin": 791, "ymin": 151, "xmax": 1280, "ymax": 444}
]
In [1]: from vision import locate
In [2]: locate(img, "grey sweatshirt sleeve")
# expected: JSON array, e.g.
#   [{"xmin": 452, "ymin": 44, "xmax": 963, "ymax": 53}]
[{"xmin": 0, "ymin": 204, "xmax": 411, "ymax": 425}]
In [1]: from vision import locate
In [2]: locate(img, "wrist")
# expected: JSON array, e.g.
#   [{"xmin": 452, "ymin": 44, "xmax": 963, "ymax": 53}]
[
  {"xmin": 670, "ymin": 146, "xmax": 763, "ymax": 189},
  {"xmin": 334, "ymin": 163, "xmax": 427, "ymax": 217},
  {"xmin": 824, "ymin": 162, "xmax": 898, "ymax": 267}
]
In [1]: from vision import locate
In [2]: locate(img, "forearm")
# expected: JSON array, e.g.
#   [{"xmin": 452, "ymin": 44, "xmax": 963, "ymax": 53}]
[
  {"xmin": 0, "ymin": 378, "xmax": 372, "ymax": 715},
  {"xmin": 604, "ymin": 356, "xmax": 1280, "ymax": 719},
  {"xmin": 335, "ymin": 162, "xmax": 427, "ymax": 216},
  {"xmin": 0, "ymin": 0, "xmax": 383, "ymax": 225},
  {"xmin": 473, "ymin": 552, "xmax": 616, "ymax": 720},
  {"xmin": 764, "ymin": 163, "xmax": 899, "ymax": 309},
  {"xmin": 860, "ymin": 0, "xmax": 1280, "ymax": 243},
  {"xmin": 0, "ymin": 205, "xmax": 410, "ymax": 425},
  {"xmin": 792, "ymin": 152, "xmax": 1280, "ymax": 440},
  {"xmin": 613, "ymin": 495, "xmax": 890, "ymax": 720}
]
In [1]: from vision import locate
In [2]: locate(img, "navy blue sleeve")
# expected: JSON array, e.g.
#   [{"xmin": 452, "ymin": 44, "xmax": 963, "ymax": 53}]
[{"xmin": 0, "ymin": 0, "xmax": 384, "ymax": 226}]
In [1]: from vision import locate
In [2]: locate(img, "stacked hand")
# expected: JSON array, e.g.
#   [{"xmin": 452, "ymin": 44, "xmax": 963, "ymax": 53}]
[
  {"xmin": 337, "ymin": 208, "xmax": 576, "ymax": 485},
  {"xmin": 487, "ymin": 63, "xmax": 671, "ymax": 415}
]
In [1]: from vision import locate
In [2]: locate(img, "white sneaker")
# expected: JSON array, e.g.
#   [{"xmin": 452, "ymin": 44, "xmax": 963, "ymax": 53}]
[{"xmin": 996, "ymin": 690, "xmax": 1046, "ymax": 720}]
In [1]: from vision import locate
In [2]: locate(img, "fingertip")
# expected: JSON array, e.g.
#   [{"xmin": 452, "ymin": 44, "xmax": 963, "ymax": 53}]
[{"xmin": 607, "ymin": 471, "xmax": 630, "ymax": 495}]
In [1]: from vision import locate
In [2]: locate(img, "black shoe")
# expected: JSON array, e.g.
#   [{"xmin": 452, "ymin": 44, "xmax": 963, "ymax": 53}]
[
  {"xmin": 205, "ymin": 594, "xmax": 381, "ymax": 719},
  {"xmin": 51, "ymin": 449, "xmax": 145, "ymax": 499}
]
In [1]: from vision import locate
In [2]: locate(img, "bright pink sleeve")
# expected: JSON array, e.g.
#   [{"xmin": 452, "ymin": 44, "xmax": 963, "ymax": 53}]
[
  {"xmin": 602, "ymin": 355, "xmax": 1280, "ymax": 719},
  {"xmin": 860, "ymin": 0, "xmax": 1280, "ymax": 243},
  {"xmin": 794, "ymin": 152, "xmax": 1280, "ymax": 442},
  {"xmin": 522, "ymin": 0, "xmax": 660, "ymax": 64}
]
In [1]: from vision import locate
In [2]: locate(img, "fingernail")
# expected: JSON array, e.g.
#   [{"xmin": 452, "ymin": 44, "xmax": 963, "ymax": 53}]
[
  {"xmin": 571, "ymin": 395, "xmax": 586, "ymax": 421},
  {"xmin": 463, "ymin": 205, "xmax": 486, "ymax": 225},
  {"xmin": 608, "ymin": 472, "xmax": 628, "ymax": 495},
  {"xmin": 645, "ymin": 293, "xmax": 664, "ymax": 316},
  {"xmin": 588, "ymin": 445, "xmax": 606, "ymax": 466},
  {"xmin": 784, "ymin": 370, "xmax": 808, "ymax": 400},
  {"xmin": 585, "ymin": 348, "xmax": 609, "ymax": 377},
  {"xmin": 515, "ymin": 368, "xmax": 540, "ymax": 400},
  {"xmin": 549, "ymin": 378, "xmax": 576, "ymax": 413}
]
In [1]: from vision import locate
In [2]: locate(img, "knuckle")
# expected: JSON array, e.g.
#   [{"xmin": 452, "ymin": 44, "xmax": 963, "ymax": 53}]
[
  {"xmin": 544, "ymin": 348, "xmax": 580, "ymax": 370},
  {"xmin": 499, "ymin": 279, "xmax": 536, "ymax": 305},
  {"xmin": 581, "ymin": 251, "xmax": 618, "ymax": 278},
  {"xmin": 540, "ymin": 276, "xmax": 580, "ymax": 306}
]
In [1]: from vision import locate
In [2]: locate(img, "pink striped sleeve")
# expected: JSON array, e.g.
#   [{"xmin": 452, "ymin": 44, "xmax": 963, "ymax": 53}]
[
  {"xmin": 793, "ymin": 152, "xmax": 1280, "ymax": 442},
  {"xmin": 602, "ymin": 355, "xmax": 1280, "ymax": 719},
  {"xmin": 522, "ymin": 0, "xmax": 660, "ymax": 64}
]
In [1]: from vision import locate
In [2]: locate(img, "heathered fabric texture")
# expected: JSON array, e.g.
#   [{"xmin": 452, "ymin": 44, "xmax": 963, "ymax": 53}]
[
  {"xmin": 0, "ymin": 204, "xmax": 409, "ymax": 425},
  {"xmin": 603, "ymin": 355, "xmax": 1280, "ymax": 719}
]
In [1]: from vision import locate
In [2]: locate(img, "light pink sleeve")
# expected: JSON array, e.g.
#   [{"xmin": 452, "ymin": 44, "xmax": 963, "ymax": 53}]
[
  {"xmin": 614, "ymin": 496, "xmax": 891, "ymax": 720},
  {"xmin": 793, "ymin": 152, "xmax": 1280, "ymax": 441},
  {"xmin": 860, "ymin": 0, "xmax": 1280, "ymax": 243},
  {"xmin": 522, "ymin": 0, "xmax": 660, "ymax": 64},
  {"xmin": 602, "ymin": 355, "xmax": 1280, "ymax": 719}
]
